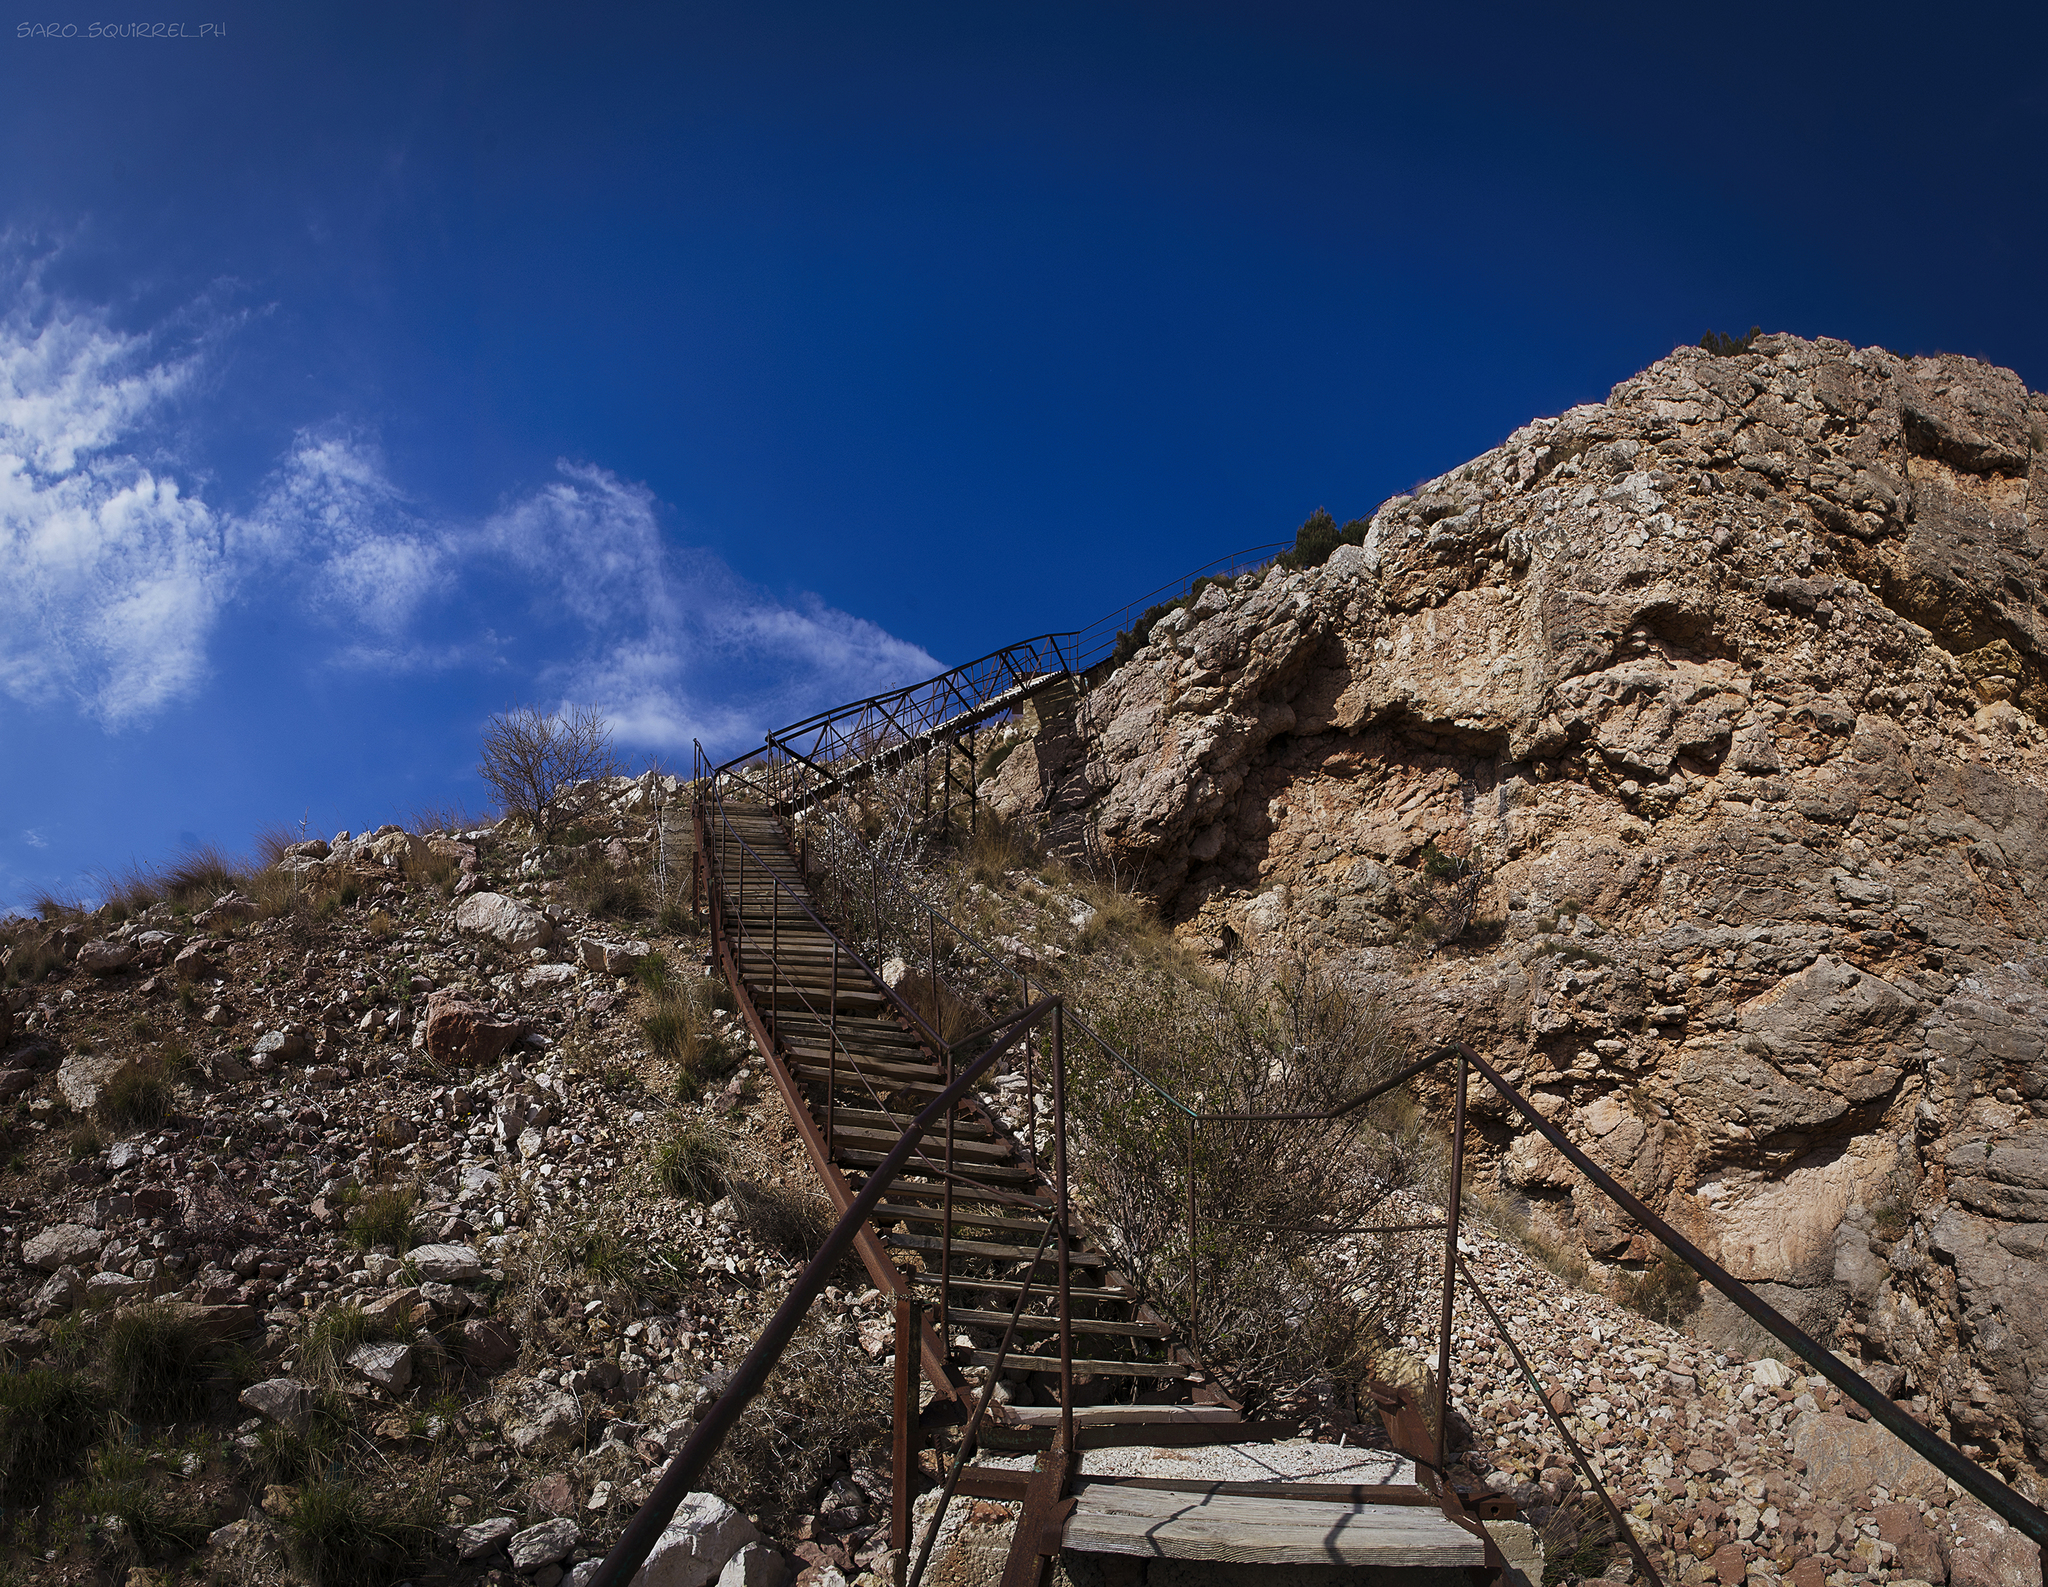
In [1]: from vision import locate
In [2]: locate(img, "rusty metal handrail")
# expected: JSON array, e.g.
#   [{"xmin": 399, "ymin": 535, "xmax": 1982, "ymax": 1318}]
[
  {"xmin": 905, "ymin": 1215, "xmax": 1062, "ymax": 1587},
  {"xmin": 585, "ymin": 997, "xmax": 1063, "ymax": 1587},
  {"xmin": 1456, "ymin": 1252, "xmax": 1663, "ymax": 1587},
  {"xmin": 1447, "ymin": 1040, "xmax": 2048, "ymax": 1548}
]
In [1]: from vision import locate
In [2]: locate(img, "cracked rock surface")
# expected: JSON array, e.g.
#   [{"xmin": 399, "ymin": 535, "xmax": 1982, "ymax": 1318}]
[{"xmin": 990, "ymin": 333, "xmax": 2048, "ymax": 1485}]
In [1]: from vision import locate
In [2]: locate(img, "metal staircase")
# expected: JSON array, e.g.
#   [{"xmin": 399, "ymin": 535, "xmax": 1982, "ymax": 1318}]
[{"xmin": 588, "ymin": 548, "xmax": 2048, "ymax": 1587}]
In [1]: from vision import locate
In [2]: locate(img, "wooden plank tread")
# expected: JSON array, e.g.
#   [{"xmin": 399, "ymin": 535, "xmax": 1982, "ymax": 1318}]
[
  {"xmin": 1062, "ymin": 1486, "xmax": 1486, "ymax": 1567},
  {"xmin": 942, "ymin": 1308, "xmax": 1167, "ymax": 1339},
  {"xmin": 887, "ymin": 1232, "xmax": 1103, "ymax": 1266}
]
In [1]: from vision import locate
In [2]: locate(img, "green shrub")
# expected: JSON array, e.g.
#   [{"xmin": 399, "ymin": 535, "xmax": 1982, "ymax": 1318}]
[
  {"xmin": 68, "ymin": 1119, "xmax": 107, "ymax": 1161},
  {"xmin": 0, "ymin": 1366, "xmax": 103, "ymax": 1502},
  {"xmin": 98, "ymin": 1059, "xmax": 172, "ymax": 1131},
  {"xmin": 101, "ymin": 1304, "xmax": 224, "ymax": 1422},
  {"xmin": 565, "ymin": 854, "xmax": 646, "ymax": 920},
  {"xmin": 652, "ymin": 1122, "xmax": 731, "ymax": 1202},
  {"xmin": 1613, "ymin": 1248, "xmax": 1702, "ymax": 1326},
  {"xmin": 643, "ymin": 1006, "xmax": 691, "ymax": 1060},
  {"xmin": 1277, "ymin": 506, "xmax": 1369, "ymax": 571},
  {"xmin": 1699, "ymin": 325, "xmax": 1762, "ymax": 358},
  {"xmin": 728, "ymin": 1179, "xmax": 835, "ymax": 1261},
  {"xmin": 70, "ymin": 1446, "xmax": 213, "ymax": 1562},
  {"xmin": 283, "ymin": 1476, "xmax": 437, "ymax": 1587},
  {"xmin": 345, "ymin": 1183, "xmax": 418, "ymax": 1251},
  {"xmin": 297, "ymin": 1303, "xmax": 403, "ymax": 1389}
]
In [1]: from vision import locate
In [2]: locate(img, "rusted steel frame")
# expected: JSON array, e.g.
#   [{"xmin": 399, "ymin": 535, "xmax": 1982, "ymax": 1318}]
[
  {"xmin": 1023, "ymin": 966, "xmax": 1037, "ymax": 1173},
  {"xmin": 1185, "ymin": 1112, "xmax": 1198, "ymax": 1356},
  {"xmin": 1435, "ymin": 1052, "xmax": 1468, "ymax": 1474},
  {"xmin": 700, "ymin": 803, "xmax": 955, "ymax": 1389},
  {"xmin": 933, "ymin": 907, "xmax": 954, "ymax": 1345},
  {"xmin": 1002, "ymin": 1430, "xmax": 1076, "ymax": 1587},
  {"xmin": 1452, "ymin": 1041, "xmax": 2048, "ymax": 1546},
  {"xmin": 905, "ymin": 1216, "xmax": 1060, "ymax": 1587},
  {"xmin": 707, "ymin": 803, "xmax": 947, "ymax": 1050},
  {"xmin": 587, "ymin": 996, "xmax": 1062, "ymax": 1587},
  {"xmin": 1202, "ymin": 1219, "xmax": 1448, "ymax": 1236},
  {"xmin": 1369, "ymin": 1380, "xmax": 1511, "ymax": 1582},
  {"xmin": 827, "ymin": 946, "xmax": 839, "ymax": 1155},
  {"xmin": 1071, "ymin": 1476, "xmax": 1437, "ymax": 1507},
  {"xmin": 762, "ymin": 735, "xmax": 841, "ymax": 793},
  {"xmin": 892, "ymin": 1294, "xmax": 919, "ymax": 1580},
  {"xmin": 941, "ymin": 1045, "xmax": 955, "ymax": 1343},
  {"xmin": 1456, "ymin": 1252, "xmax": 1662, "ymax": 1587},
  {"xmin": 1053, "ymin": 1001, "xmax": 1073, "ymax": 1455}
]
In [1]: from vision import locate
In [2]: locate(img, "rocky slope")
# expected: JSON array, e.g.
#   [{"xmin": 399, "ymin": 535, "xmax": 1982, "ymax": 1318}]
[
  {"xmin": 986, "ymin": 334, "xmax": 2048, "ymax": 1487},
  {"xmin": 0, "ymin": 798, "xmax": 903, "ymax": 1587}
]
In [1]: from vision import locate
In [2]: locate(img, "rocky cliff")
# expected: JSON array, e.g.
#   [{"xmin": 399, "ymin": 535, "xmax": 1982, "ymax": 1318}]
[{"xmin": 988, "ymin": 333, "xmax": 2048, "ymax": 1483}]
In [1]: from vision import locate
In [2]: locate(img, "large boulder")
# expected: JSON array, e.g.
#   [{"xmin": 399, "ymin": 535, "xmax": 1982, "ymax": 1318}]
[
  {"xmin": 636, "ymin": 1493, "xmax": 763, "ymax": 1587},
  {"xmin": 404, "ymin": 1242, "xmax": 482, "ymax": 1282},
  {"xmin": 56, "ymin": 1050, "xmax": 124, "ymax": 1113},
  {"xmin": 75, "ymin": 938, "xmax": 134, "ymax": 975},
  {"xmin": 1010, "ymin": 332, "xmax": 2048, "ymax": 1461},
  {"xmin": 423, "ymin": 990, "xmax": 523, "ymax": 1067},
  {"xmin": 507, "ymin": 1518, "xmax": 579, "ymax": 1571},
  {"xmin": 361, "ymin": 827, "xmax": 428, "ymax": 873},
  {"xmin": 455, "ymin": 892, "xmax": 554, "ymax": 951},
  {"xmin": 25, "ymin": 1224, "xmax": 103, "ymax": 1271}
]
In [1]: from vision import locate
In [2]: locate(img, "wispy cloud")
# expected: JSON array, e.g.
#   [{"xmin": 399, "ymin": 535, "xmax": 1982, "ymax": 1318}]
[
  {"xmin": 0, "ymin": 280, "xmax": 229, "ymax": 725},
  {"xmin": 20, "ymin": 829, "xmax": 47, "ymax": 849},
  {"xmin": 0, "ymin": 277, "xmax": 938, "ymax": 754}
]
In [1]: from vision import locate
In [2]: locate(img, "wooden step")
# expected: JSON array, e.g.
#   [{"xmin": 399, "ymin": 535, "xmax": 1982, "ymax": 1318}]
[
  {"xmin": 995, "ymin": 1404, "xmax": 1236, "ymax": 1429},
  {"xmin": 1061, "ymin": 1486, "xmax": 1486, "ymax": 1568},
  {"xmin": 872, "ymin": 1202, "xmax": 1053, "ymax": 1238},
  {"xmin": 825, "ymin": 1107, "xmax": 1000, "ymax": 1142},
  {"xmin": 913, "ymin": 1274, "xmax": 1133, "ymax": 1304},
  {"xmin": 944, "ymin": 1308, "xmax": 1169, "ymax": 1339},
  {"xmin": 825, "ymin": 1126, "xmax": 1014, "ymax": 1164},
  {"xmin": 964, "ymin": 1352, "xmax": 1185, "ymax": 1378},
  {"xmin": 887, "ymin": 1233, "xmax": 1104, "ymax": 1267},
  {"xmin": 840, "ymin": 1152, "xmax": 1038, "ymax": 1184}
]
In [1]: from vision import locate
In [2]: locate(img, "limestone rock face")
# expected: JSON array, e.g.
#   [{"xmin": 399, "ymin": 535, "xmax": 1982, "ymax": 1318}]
[{"xmin": 1010, "ymin": 334, "xmax": 2048, "ymax": 1471}]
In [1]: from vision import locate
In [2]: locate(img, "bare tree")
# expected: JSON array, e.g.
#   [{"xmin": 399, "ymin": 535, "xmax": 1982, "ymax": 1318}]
[{"xmin": 477, "ymin": 703, "xmax": 624, "ymax": 844}]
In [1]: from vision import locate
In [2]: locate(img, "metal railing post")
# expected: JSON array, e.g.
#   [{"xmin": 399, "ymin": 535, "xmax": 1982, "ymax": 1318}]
[
  {"xmin": 1053, "ymin": 999, "xmax": 1073, "ymax": 1454},
  {"xmin": 827, "ymin": 947, "xmax": 839, "ymax": 1155},
  {"xmin": 940, "ymin": 1024, "xmax": 955, "ymax": 1347},
  {"xmin": 1022, "ymin": 969, "xmax": 1036, "ymax": 1171},
  {"xmin": 1435, "ymin": 1051, "xmax": 1468, "ymax": 1475},
  {"xmin": 1186, "ymin": 1111, "xmax": 1198, "ymax": 1358},
  {"xmin": 892, "ymin": 1293, "xmax": 918, "ymax": 1582}
]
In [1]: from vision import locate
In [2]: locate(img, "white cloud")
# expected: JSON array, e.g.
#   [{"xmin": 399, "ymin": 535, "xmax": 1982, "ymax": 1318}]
[
  {"xmin": 0, "ymin": 289, "xmax": 228, "ymax": 726},
  {"xmin": 479, "ymin": 461, "xmax": 939, "ymax": 752},
  {"xmin": 241, "ymin": 431, "xmax": 449, "ymax": 635},
  {"xmin": 0, "ymin": 276, "xmax": 940, "ymax": 753},
  {"xmin": 20, "ymin": 830, "xmax": 46, "ymax": 849}
]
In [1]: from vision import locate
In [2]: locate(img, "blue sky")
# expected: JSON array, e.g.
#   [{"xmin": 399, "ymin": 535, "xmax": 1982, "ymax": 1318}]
[{"xmin": 4, "ymin": 1, "xmax": 2046, "ymax": 911}]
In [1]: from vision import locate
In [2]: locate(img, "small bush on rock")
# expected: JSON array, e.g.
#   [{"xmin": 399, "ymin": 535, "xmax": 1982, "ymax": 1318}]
[
  {"xmin": 97, "ymin": 1059, "xmax": 171, "ymax": 1131},
  {"xmin": 101, "ymin": 1304, "xmax": 228, "ymax": 1422},
  {"xmin": 727, "ymin": 1178, "xmax": 836, "ymax": 1260},
  {"xmin": 1611, "ymin": 1247, "xmax": 1701, "ymax": 1326},
  {"xmin": 0, "ymin": 1367, "xmax": 103, "ymax": 1503},
  {"xmin": 706, "ymin": 1313, "xmax": 890, "ymax": 1530},
  {"xmin": 345, "ymin": 1183, "xmax": 419, "ymax": 1251},
  {"xmin": 283, "ymin": 1475, "xmax": 437, "ymax": 1587},
  {"xmin": 652, "ymin": 1121, "xmax": 731, "ymax": 1202}
]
